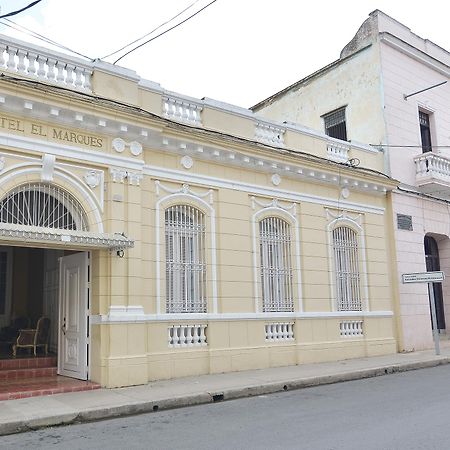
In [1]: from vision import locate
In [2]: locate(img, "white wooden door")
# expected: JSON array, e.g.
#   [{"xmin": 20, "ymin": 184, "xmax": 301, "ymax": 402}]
[{"xmin": 58, "ymin": 252, "xmax": 89, "ymax": 380}]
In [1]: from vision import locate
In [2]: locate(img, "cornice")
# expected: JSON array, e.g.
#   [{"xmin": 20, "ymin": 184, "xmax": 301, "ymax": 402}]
[{"xmin": 380, "ymin": 33, "xmax": 450, "ymax": 77}]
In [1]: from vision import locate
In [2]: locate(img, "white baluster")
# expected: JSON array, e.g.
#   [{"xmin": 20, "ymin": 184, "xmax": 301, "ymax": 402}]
[
  {"xmin": 0, "ymin": 43, "xmax": 6, "ymax": 67},
  {"xmin": 83, "ymin": 69, "xmax": 92, "ymax": 91},
  {"xmin": 200, "ymin": 325, "xmax": 207, "ymax": 345},
  {"xmin": 55, "ymin": 60, "xmax": 65, "ymax": 83},
  {"xmin": 47, "ymin": 58, "xmax": 56, "ymax": 81},
  {"xmin": 16, "ymin": 49, "xmax": 27, "ymax": 73},
  {"xmin": 27, "ymin": 52, "xmax": 37, "ymax": 76},
  {"xmin": 6, "ymin": 46, "xmax": 17, "ymax": 71},
  {"xmin": 66, "ymin": 64, "xmax": 75, "ymax": 86},
  {"xmin": 74, "ymin": 67, "xmax": 83, "ymax": 88},
  {"xmin": 168, "ymin": 327, "xmax": 173, "ymax": 347},
  {"xmin": 36, "ymin": 55, "xmax": 46, "ymax": 78}
]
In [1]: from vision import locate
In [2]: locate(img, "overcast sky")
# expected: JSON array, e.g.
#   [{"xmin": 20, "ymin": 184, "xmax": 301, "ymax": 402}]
[{"xmin": 0, "ymin": 0, "xmax": 448, "ymax": 107}]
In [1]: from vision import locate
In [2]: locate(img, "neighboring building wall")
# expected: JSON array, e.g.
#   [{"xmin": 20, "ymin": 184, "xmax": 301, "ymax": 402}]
[{"xmin": 253, "ymin": 41, "xmax": 386, "ymax": 148}]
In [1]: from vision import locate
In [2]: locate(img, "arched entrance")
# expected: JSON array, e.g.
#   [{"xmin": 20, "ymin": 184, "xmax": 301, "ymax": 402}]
[
  {"xmin": 0, "ymin": 182, "xmax": 90, "ymax": 380},
  {"xmin": 424, "ymin": 235, "xmax": 446, "ymax": 331}
]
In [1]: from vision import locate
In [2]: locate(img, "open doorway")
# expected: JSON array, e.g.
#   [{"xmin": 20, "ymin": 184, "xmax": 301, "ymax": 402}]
[
  {"xmin": 424, "ymin": 236, "xmax": 446, "ymax": 332},
  {"xmin": 0, "ymin": 246, "xmax": 89, "ymax": 380}
]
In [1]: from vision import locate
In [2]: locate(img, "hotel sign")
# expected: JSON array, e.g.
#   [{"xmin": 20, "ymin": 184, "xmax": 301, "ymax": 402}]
[
  {"xmin": 0, "ymin": 115, "xmax": 104, "ymax": 149},
  {"xmin": 402, "ymin": 271, "xmax": 445, "ymax": 284}
]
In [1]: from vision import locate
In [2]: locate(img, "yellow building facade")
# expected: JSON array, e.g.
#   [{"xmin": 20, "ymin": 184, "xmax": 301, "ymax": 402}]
[{"xmin": 0, "ymin": 35, "xmax": 398, "ymax": 388}]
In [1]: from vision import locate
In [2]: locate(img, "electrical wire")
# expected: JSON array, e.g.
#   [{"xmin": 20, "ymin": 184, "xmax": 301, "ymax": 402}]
[
  {"xmin": 370, "ymin": 144, "xmax": 450, "ymax": 149},
  {"xmin": 0, "ymin": 0, "xmax": 42, "ymax": 19},
  {"xmin": 0, "ymin": 18, "xmax": 93, "ymax": 59},
  {"xmin": 102, "ymin": 0, "xmax": 202, "ymax": 60},
  {"xmin": 113, "ymin": 0, "xmax": 218, "ymax": 64}
]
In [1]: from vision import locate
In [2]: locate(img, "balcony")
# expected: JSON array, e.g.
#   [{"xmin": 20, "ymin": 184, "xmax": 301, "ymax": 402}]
[{"xmin": 414, "ymin": 152, "xmax": 450, "ymax": 198}]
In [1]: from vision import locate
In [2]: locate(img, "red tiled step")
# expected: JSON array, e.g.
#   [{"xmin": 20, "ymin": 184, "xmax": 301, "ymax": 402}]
[
  {"xmin": 0, "ymin": 375, "xmax": 101, "ymax": 401},
  {"xmin": 0, "ymin": 356, "xmax": 57, "ymax": 371},
  {"xmin": 0, "ymin": 366, "xmax": 57, "ymax": 380}
]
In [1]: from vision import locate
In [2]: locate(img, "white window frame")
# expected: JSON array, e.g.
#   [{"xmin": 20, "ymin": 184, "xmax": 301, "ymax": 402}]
[
  {"xmin": 165, "ymin": 204, "xmax": 207, "ymax": 313},
  {"xmin": 327, "ymin": 214, "xmax": 369, "ymax": 312},
  {"xmin": 259, "ymin": 216, "xmax": 294, "ymax": 313},
  {"xmin": 252, "ymin": 201, "xmax": 302, "ymax": 313},
  {"xmin": 155, "ymin": 183, "xmax": 217, "ymax": 315}
]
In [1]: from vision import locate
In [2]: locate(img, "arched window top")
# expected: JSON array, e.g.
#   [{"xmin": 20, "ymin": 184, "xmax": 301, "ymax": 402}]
[
  {"xmin": 332, "ymin": 225, "xmax": 358, "ymax": 248},
  {"xmin": 0, "ymin": 183, "xmax": 88, "ymax": 231},
  {"xmin": 259, "ymin": 216, "xmax": 291, "ymax": 241}
]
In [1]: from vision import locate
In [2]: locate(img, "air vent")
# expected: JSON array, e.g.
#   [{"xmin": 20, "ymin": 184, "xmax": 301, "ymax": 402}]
[{"xmin": 397, "ymin": 214, "xmax": 413, "ymax": 231}]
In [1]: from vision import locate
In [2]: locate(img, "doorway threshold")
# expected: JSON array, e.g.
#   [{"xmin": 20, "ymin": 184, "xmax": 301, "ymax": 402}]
[{"xmin": 0, "ymin": 356, "xmax": 99, "ymax": 401}]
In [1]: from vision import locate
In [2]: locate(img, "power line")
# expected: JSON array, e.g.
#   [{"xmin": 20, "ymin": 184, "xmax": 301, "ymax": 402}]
[
  {"xmin": 0, "ymin": 18, "xmax": 92, "ymax": 59},
  {"xmin": 0, "ymin": 0, "xmax": 42, "ymax": 19},
  {"xmin": 113, "ymin": 0, "xmax": 218, "ymax": 65},
  {"xmin": 102, "ymin": 0, "xmax": 202, "ymax": 60},
  {"xmin": 370, "ymin": 144, "xmax": 450, "ymax": 149}
]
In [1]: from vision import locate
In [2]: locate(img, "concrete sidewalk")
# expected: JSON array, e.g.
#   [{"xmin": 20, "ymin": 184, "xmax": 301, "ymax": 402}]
[{"xmin": 1, "ymin": 346, "xmax": 450, "ymax": 436}]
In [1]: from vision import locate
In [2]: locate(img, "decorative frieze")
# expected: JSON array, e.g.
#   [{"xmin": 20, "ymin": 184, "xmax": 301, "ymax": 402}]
[
  {"xmin": 109, "ymin": 167, "xmax": 143, "ymax": 185},
  {"xmin": 155, "ymin": 180, "xmax": 213, "ymax": 204},
  {"xmin": 84, "ymin": 170, "xmax": 101, "ymax": 189},
  {"xmin": 112, "ymin": 138, "xmax": 143, "ymax": 156}
]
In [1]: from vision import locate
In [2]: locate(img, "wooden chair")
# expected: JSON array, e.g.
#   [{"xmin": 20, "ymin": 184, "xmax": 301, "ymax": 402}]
[{"xmin": 12, "ymin": 317, "xmax": 50, "ymax": 357}]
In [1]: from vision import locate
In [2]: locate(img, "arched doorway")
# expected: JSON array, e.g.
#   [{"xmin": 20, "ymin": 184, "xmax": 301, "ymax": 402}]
[
  {"xmin": 0, "ymin": 182, "xmax": 90, "ymax": 380},
  {"xmin": 424, "ymin": 236, "xmax": 446, "ymax": 331}
]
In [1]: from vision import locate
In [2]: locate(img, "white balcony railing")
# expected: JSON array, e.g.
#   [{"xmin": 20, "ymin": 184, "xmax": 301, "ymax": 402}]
[
  {"xmin": 163, "ymin": 96, "xmax": 202, "ymax": 125},
  {"xmin": 414, "ymin": 152, "xmax": 450, "ymax": 185},
  {"xmin": 255, "ymin": 122, "xmax": 285, "ymax": 147},
  {"xmin": 0, "ymin": 34, "xmax": 93, "ymax": 92},
  {"xmin": 265, "ymin": 322, "xmax": 294, "ymax": 341},
  {"xmin": 327, "ymin": 140, "xmax": 350, "ymax": 163},
  {"xmin": 168, "ymin": 324, "xmax": 207, "ymax": 347},
  {"xmin": 339, "ymin": 320, "xmax": 363, "ymax": 338}
]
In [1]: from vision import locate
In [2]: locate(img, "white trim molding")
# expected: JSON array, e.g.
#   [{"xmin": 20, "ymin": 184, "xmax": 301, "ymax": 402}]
[
  {"xmin": 325, "ymin": 209, "xmax": 369, "ymax": 313},
  {"xmin": 90, "ymin": 308, "xmax": 394, "ymax": 324},
  {"xmin": 251, "ymin": 196, "xmax": 303, "ymax": 313},
  {"xmin": 154, "ymin": 180, "xmax": 218, "ymax": 315}
]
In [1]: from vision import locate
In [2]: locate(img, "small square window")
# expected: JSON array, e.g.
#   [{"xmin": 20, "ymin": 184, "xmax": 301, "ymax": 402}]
[{"xmin": 323, "ymin": 107, "xmax": 347, "ymax": 141}]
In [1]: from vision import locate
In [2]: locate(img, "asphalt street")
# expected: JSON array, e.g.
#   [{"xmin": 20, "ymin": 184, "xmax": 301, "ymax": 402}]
[{"xmin": 2, "ymin": 364, "xmax": 450, "ymax": 450}]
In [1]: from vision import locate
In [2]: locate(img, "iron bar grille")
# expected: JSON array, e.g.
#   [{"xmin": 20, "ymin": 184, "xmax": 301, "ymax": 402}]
[
  {"xmin": 323, "ymin": 107, "xmax": 347, "ymax": 141},
  {"xmin": 0, "ymin": 183, "xmax": 88, "ymax": 231},
  {"xmin": 259, "ymin": 217, "xmax": 294, "ymax": 312},
  {"xmin": 332, "ymin": 226, "xmax": 362, "ymax": 311},
  {"xmin": 165, "ymin": 205, "xmax": 207, "ymax": 313}
]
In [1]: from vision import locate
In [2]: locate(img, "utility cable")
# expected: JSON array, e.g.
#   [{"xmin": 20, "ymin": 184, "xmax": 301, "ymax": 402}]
[
  {"xmin": 0, "ymin": 0, "xmax": 42, "ymax": 19},
  {"xmin": 102, "ymin": 0, "xmax": 201, "ymax": 60},
  {"xmin": 113, "ymin": 0, "xmax": 218, "ymax": 65},
  {"xmin": 0, "ymin": 18, "xmax": 92, "ymax": 59}
]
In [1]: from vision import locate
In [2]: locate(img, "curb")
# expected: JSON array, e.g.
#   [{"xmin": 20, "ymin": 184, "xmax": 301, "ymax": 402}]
[{"xmin": 2, "ymin": 356, "xmax": 450, "ymax": 436}]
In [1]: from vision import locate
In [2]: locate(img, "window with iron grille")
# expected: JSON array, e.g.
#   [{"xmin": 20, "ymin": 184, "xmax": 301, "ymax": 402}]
[
  {"xmin": 419, "ymin": 111, "xmax": 432, "ymax": 153},
  {"xmin": 259, "ymin": 217, "xmax": 294, "ymax": 312},
  {"xmin": 332, "ymin": 226, "xmax": 362, "ymax": 311},
  {"xmin": 323, "ymin": 107, "xmax": 347, "ymax": 141},
  {"xmin": 0, "ymin": 183, "xmax": 88, "ymax": 231},
  {"xmin": 165, "ymin": 205, "xmax": 207, "ymax": 313}
]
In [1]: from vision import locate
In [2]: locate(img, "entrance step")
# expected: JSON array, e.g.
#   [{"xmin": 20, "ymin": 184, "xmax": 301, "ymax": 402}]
[
  {"xmin": 0, "ymin": 356, "xmax": 57, "ymax": 371},
  {"xmin": 0, "ymin": 366, "xmax": 57, "ymax": 381},
  {"xmin": 0, "ymin": 376, "xmax": 101, "ymax": 401}
]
